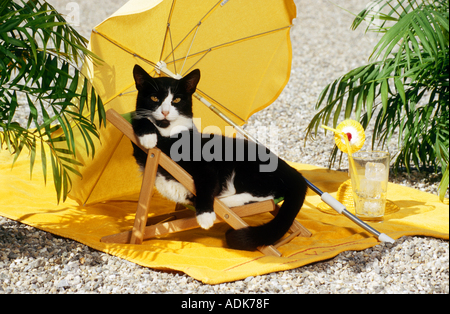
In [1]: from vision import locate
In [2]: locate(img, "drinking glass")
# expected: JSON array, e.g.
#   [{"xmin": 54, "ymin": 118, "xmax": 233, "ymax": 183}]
[{"xmin": 350, "ymin": 151, "xmax": 390, "ymax": 222}]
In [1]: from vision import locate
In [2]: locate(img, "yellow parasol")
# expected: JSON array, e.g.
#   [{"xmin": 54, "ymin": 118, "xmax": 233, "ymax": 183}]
[
  {"xmin": 66, "ymin": 0, "xmax": 297, "ymax": 205},
  {"xmin": 86, "ymin": 0, "xmax": 296, "ymax": 135},
  {"xmin": 63, "ymin": 1, "xmax": 393, "ymax": 244}
]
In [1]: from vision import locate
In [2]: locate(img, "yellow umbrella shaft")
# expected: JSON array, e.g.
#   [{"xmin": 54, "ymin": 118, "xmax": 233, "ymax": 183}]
[{"xmin": 193, "ymin": 93, "xmax": 258, "ymax": 143}]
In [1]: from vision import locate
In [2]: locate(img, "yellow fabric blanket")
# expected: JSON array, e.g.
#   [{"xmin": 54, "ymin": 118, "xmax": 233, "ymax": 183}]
[{"xmin": 1, "ymin": 149, "xmax": 448, "ymax": 284}]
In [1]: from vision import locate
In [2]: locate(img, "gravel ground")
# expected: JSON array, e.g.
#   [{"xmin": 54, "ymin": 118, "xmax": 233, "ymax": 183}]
[{"xmin": 1, "ymin": 0, "xmax": 448, "ymax": 294}]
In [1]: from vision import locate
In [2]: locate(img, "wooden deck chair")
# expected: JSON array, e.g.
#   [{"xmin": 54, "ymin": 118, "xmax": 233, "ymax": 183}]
[{"xmin": 101, "ymin": 109, "xmax": 312, "ymax": 257}]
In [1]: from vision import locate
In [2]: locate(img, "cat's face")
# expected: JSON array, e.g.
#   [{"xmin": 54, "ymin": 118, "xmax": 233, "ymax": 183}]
[{"xmin": 133, "ymin": 65, "xmax": 200, "ymax": 135}]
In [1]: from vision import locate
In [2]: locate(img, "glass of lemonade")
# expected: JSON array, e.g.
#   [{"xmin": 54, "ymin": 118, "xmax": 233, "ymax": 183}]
[{"xmin": 350, "ymin": 151, "xmax": 390, "ymax": 222}]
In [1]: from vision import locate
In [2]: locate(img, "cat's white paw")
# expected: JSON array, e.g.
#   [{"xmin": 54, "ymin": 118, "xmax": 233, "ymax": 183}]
[
  {"xmin": 196, "ymin": 212, "xmax": 216, "ymax": 230},
  {"xmin": 139, "ymin": 133, "xmax": 157, "ymax": 149}
]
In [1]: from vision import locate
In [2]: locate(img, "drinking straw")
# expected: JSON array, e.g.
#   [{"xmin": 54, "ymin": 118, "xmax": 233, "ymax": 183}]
[{"xmin": 321, "ymin": 125, "xmax": 360, "ymax": 191}]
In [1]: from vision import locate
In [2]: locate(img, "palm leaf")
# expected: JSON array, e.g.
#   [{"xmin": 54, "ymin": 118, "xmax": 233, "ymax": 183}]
[
  {"xmin": 439, "ymin": 163, "xmax": 449, "ymax": 201},
  {"xmin": 306, "ymin": 0, "xmax": 449, "ymax": 199},
  {"xmin": 0, "ymin": 0, "xmax": 105, "ymax": 203}
]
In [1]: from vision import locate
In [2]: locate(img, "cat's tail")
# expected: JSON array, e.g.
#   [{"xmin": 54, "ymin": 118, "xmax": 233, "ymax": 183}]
[{"xmin": 225, "ymin": 163, "xmax": 308, "ymax": 251}]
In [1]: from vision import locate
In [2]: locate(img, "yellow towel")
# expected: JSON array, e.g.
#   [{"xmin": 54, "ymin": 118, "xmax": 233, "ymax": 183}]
[{"xmin": 1, "ymin": 148, "xmax": 448, "ymax": 284}]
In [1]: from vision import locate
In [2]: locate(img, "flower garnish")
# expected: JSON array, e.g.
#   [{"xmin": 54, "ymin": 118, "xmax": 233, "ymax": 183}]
[
  {"xmin": 334, "ymin": 119, "xmax": 365, "ymax": 154},
  {"xmin": 322, "ymin": 120, "xmax": 366, "ymax": 190}
]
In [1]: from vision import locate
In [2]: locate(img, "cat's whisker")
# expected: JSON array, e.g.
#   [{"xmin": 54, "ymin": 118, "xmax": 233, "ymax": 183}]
[{"xmin": 134, "ymin": 110, "xmax": 154, "ymax": 119}]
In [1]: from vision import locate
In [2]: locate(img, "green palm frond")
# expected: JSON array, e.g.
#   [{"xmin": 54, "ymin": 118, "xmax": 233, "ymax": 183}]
[
  {"xmin": 306, "ymin": 0, "xmax": 449, "ymax": 201},
  {"xmin": 0, "ymin": 0, "xmax": 105, "ymax": 203}
]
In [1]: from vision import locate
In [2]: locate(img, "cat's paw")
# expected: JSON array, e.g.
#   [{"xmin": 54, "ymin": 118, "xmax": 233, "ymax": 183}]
[
  {"xmin": 196, "ymin": 212, "xmax": 216, "ymax": 230},
  {"xmin": 139, "ymin": 133, "xmax": 157, "ymax": 149}
]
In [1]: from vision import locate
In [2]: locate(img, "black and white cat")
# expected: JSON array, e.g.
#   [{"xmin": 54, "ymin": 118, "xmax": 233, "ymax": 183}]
[{"xmin": 131, "ymin": 65, "xmax": 308, "ymax": 251}]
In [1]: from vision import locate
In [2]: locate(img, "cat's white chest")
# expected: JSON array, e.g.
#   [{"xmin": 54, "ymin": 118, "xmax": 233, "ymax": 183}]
[{"xmin": 154, "ymin": 174, "xmax": 193, "ymax": 205}]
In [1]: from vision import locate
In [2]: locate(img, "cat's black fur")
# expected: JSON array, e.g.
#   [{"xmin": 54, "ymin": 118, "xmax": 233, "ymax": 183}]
[{"xmin": 131, "ymin": 65, "xmax": 307, "ymax": 251}]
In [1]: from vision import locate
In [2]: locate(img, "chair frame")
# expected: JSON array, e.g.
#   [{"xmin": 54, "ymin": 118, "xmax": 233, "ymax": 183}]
[{"xmin": 100, "ymin": 109, "xmax": 311, "ymax": 257}]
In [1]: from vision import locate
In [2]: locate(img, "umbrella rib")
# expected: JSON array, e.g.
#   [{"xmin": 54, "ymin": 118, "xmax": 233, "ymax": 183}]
[
  {"xmin": 182, "ymin": 48, "xmax": 211, "ymax": 76},
  {"xmin": 160, "ymin": 0, "xmax": 178, "ymax": 74},
  {"xmin": 166, "ymin": 25, "xmax": 292, "ymax": 67},
  {"xmin": 162, "ymin": 0, "xmax": 223, "ymax": 65},
  {"xmin": 196, "ymin": 88, "xmax": 245, "ymax": 123},
  {"xmin": 168, "ymin": 24, "xmax": 178, "ymax": 75},
  {"xmin": 179, "ymin": 22, "xmax": 201, "ymax": 75},
  {"xmin": 92, "ymin": 29, "xmax": 157, "ymax": 68},
  {"xmin": 93, "ymin": 23, "xmax": 290, "ymax": 120}
]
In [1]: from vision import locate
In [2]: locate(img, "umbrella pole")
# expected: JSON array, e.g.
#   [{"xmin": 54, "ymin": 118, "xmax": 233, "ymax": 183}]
[
  {"xmin": 214, "ymin": 107, "xmax": 394, "ymax": 243},
  {"xmin": 193, "ymin": 93, "xmax": 258, "ymax": 143},
  {"xmin": 155, "ymin": 64, "xmax": 394, "ymax": 244},
  {"xmin": 221, "ymin": 117, "xmax": 394, "ymax": 243},
  {"xmin": 305, "ymin": 178, "xmax": 394, "ymax": 244}
]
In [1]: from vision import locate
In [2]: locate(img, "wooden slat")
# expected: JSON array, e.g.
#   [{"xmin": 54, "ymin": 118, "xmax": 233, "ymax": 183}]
[
  {"xmin": 289, "ymin": 220, "xmax": 312, "ymax": 238},
  {"xmin": 102, "ymin": 215, "xmax": 221, "ymax": 244},
  {"xmin": 214, "ymin": 199, "xmax": 250, "ymax": 230},
  {"xmin": 106, "ymin": 110, "xmax": 141, "ymax": 148},
  {"xmin": 130, "ymin": 149, "xmax": 161, "ymax": 244},
  {"xmin": 106, "ymin": 109, "xmax": 196, "ymax": 195},
  {"xmin": 145, "ymin": 217, "xmax": 207, "ymax": 238},
  {"xmin": 231, "ymin": 200, "xmax": 275, "ymax": 217},
  {"xmin": 102, "ymin": 109, "xmax": 308, "ymax": 256},
  {"xmin": 146, "ymin": 209, "xmax": 195, "ymax": 226},
  {"xmin": 102, "ymin": 200, "xmax": 276, "ymax": 244}
]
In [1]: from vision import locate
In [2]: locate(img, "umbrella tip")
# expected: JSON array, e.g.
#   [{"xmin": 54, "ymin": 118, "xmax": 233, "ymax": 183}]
[{"xmin": 379, "ymin": 233, "xmax": 395, "ymax": 244}]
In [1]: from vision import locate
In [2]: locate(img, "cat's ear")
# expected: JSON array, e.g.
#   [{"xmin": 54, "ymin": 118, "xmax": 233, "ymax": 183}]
[
  {"xmin": 182, "ymin": 69, "xmax": 201, "ymax": 94},
  {"xmin": 133, "ymin": 65, "xmax": 153, "ymax": 91}
]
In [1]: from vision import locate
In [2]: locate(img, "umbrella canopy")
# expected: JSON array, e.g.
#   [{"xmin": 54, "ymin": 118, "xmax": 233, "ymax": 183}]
[{"xmin": 69, "ymin": 0, "xmax": 297, "ymax": 205}]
